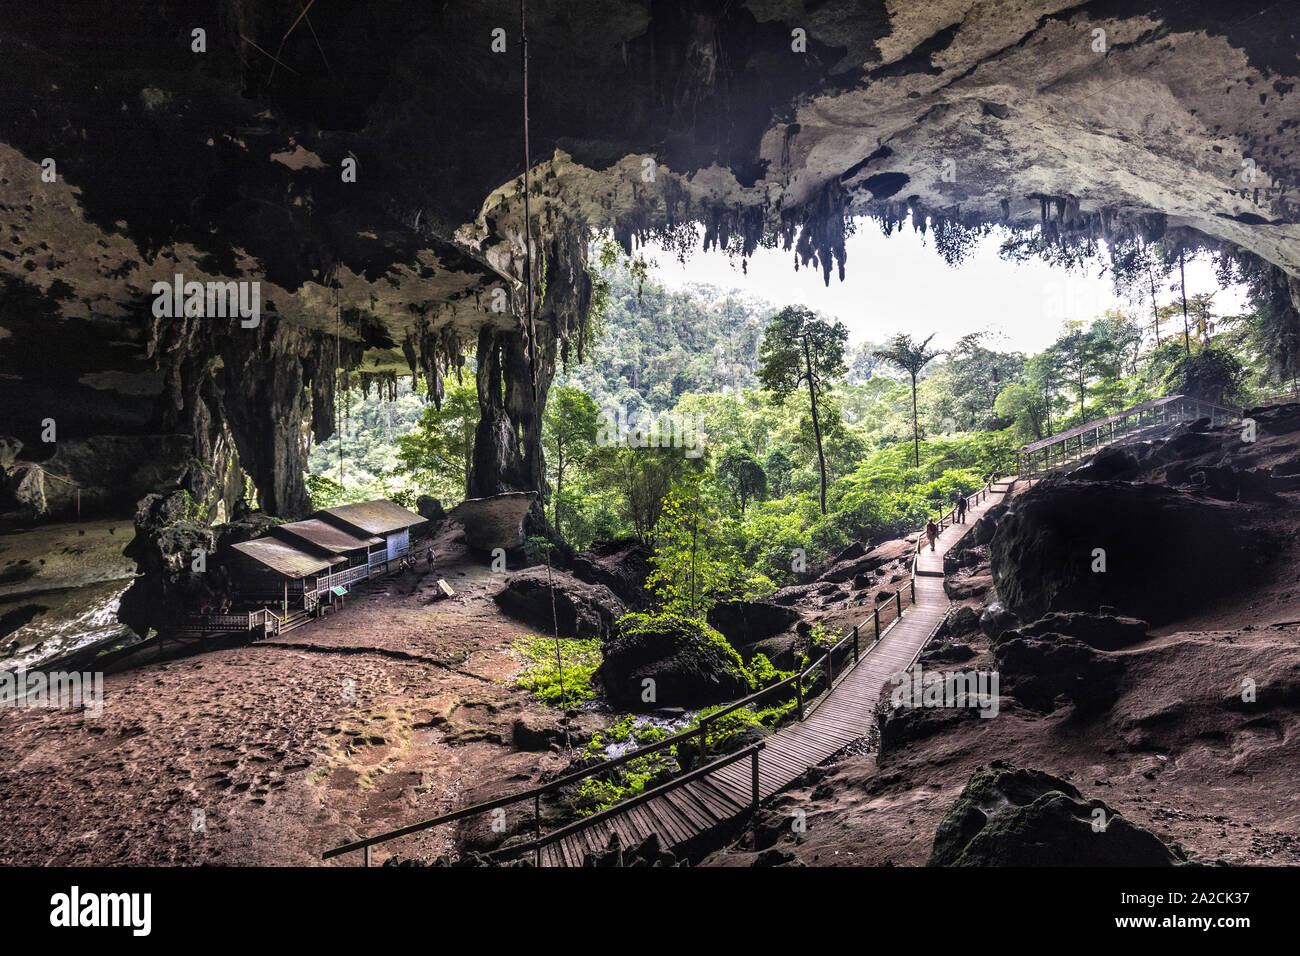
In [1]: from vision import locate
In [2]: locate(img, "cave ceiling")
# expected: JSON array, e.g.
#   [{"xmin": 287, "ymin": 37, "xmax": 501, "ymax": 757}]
[{"xmin": 1, "ymin": 0, "xmax": 1298, "ymax": 467}]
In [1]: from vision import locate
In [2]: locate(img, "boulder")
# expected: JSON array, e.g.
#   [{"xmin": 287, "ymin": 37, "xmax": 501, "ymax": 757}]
[
  {"xmin": 707, "ymin": 600, "xmax": 800, "ymax": 647},
  {"xmin": 494, "ymin": 567, "xmax": 624, "ymax": 639},
  {"xmin": 1066, "ymin": 444, "xmax": 1140, "ymax": 482},
  {"xmin": 944, "ymin": 572, "xmax": 993, "ymax": 601},
  {"xmin": 948, "ymin": 605, "xmax": 980, "ymax": 637},
  {"xmin": 978, "ymin": 602, "xmax": 1021, "ymax": 641},
  {"xmin": 992, "ymin": 632, "xmax": 1124, "ymax": 713},
  {"xmin": 1012, "ymin": 611, "xmax": 1150, "ymax": 651},
  {"xmin": 921, "ymin": 641, "xmax": 977, "ymax": 664},
  {"xmin": 747, "ymin": 633, "xmax": 800, "ymax": 670},
  {"xmin": 928, "ymin": 761, "xmax": 1191, "ymax": 866},
  {"xmin": 877, "ymin": 685, "xmax": 1006, "ymax": 753},
  {"xmin": 990, "ymin": 478, "xmax": 1261, "ymax": 625},
  {"xmin": 966, "ymin": 501, "xmax": 1007, "ymax": 547},
  {"xmin": 571, "ymin": 538, "xmax": 652, "ymax": 609},
  {"xmin": 511, "ymin": 713, "xmax": 564, "ymax": 752},
  {"xmin": 769, "ymin": 582, "xmax": 817, "ymax": 606},
  {"xmin": 818, "ymin": 537, "xmax": 912, "ymax": 584},
  {"xmin": 416, "ymin": 495, "xmax": 446, "ymax": 522},
  {"xmin": 448, "ymin": 492, "xmax": 536, "ymax": 551},
  {"xmin": 598, "ymin": 613, "xmax": 751, "ymax": 711}
]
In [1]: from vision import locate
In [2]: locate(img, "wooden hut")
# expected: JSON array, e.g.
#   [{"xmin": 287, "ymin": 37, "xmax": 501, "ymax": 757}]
[
  {"xmin": 316, "ymin": 500, "xmax": 425, "ymax": 572},
  {"xmin": 229, "ymin": 536, "xmax": 343, "ymax": 616}
]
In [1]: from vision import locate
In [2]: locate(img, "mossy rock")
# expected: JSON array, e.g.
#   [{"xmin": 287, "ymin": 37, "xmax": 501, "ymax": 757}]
[
  {"xmin": 598, "ymin": 613, "xmax": 751, "ymax": 711},
  {"xmin": 928, "ymin": 760, "xmax": 1192, "ymax": 866}
]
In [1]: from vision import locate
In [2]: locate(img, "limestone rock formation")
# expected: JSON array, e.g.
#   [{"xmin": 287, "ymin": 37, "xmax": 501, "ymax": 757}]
[
  {"xmin": 571, "ymin": 538, "xmax": 653, "ymax": 609},
  {"xmin": 928, "ymin": 761, "xmax": 1192, "ymax": 866},
  {"xmin": 706, "ymin": 599, "xmax": 801, "ymax": 647},
  {"xmin": 598, "ymin": 613, "xmax": 751, "ymax": 711},
  {"xmin": 990, "ymin": 478, "xmax": 1262, "ymax": 624},
  {"xmin": 448, "ymin": 492, "xmax": 536, "ymax": 551},
  {"xmin": 494, "ymin": 567, "xmax": 625, "ymax": 640},
  {"xmin": 2, "ymin": 1, "xmax": 1298, "ymax": 527}
]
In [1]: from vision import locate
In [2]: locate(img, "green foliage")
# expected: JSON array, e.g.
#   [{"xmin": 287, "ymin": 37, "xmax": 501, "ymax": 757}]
[
  {"xmin": 759, "ymin": 306, "xmax": 849, "ymax": 514},
  {"xmin": 308, "ymin": 378, "xmax": 430, "ymax": 505},
  {"xmin": 570, "ymin": 714, "xmax": 679, "ymax": 815},
  {"xmin": 394, "ymin": 377, "xmax": 479, "ymax": 504},
  {"xmin": 716, "ymin": 447, "xmax": 767, "ymax": 513},
  {"xmin": 645, "ymin": 475, "xmax": 754, "ymax": 617},
  {"xmin": 1161, "ymin": 346, "xmax": 1246, "ymax": 406},
  {"xmin": 875, "ymin": 332, "xmax": 944, "ymax": 466},
  {"xmin": 612, "ymin": 611, "xmax": 750, "ymax": 682},
  {"xmin": 513, "ymin": 634, "xmax": 601, "ymax": 708}
]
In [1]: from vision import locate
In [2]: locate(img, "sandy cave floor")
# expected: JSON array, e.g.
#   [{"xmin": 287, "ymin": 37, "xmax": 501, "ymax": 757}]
[{"xmin": 0, "ymin": 528, "xmax": 596, "ymax": 866}]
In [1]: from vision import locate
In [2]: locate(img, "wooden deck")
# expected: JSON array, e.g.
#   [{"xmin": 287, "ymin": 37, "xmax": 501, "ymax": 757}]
[{"xmin": 537, "ymin": 482, "xmax": 1012, "ymax": 867}]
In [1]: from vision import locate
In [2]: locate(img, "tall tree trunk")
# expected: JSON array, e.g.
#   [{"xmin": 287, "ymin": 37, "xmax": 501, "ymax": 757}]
[
  {"xmin": 909, "ymin": 373, "xmax": 920, "ymax": 467},
  {"xmin": 553, "ymin": 445, "xmax": 564, "ymax": 541},
  {"xmin": 1179, "ymin": 249, "xmax": 1191, "ymax": 355},
  {"xmin": 803, "ymin": 334, "xmax": 828, "ymax": 515},
  {"xmin": 1147, "ymin": 263, "xmax": 1160, "ymax": 346}
]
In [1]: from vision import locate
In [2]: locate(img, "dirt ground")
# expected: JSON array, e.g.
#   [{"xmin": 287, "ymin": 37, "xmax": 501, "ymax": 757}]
[{"xmin": 0, "ymin": 526, "xmax": 592, "ymax": 865}]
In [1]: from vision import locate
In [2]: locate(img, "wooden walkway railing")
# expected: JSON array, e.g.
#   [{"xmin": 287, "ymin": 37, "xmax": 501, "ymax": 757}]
[
  {"xmin": 322, "ymin": 477, "xmax": 1008, "ymax": 867},
  {"xmin": 1015, "ymin": 394, "xmax": 1240, "ymax": 478}
]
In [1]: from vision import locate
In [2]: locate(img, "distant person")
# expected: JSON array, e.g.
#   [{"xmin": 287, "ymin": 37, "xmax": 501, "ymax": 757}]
[
  {"xmin": 956, "ymin": 496, "xmax": 968, "ymax": 524},
  {"xmin": 427, "ymin": 547, "xmax": 435, "ymax": 567},
  {"xmin": 925, "ymin": 519, "xmax": 939, "ymax": 551}
]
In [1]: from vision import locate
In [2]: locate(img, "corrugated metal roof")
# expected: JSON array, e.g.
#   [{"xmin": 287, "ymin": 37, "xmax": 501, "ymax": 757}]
[
  {"xmin": 318, "ymin": 499, "xmax": 424, "ymax": 535},
  {"xmin": 231, "ymin": 538, "xmax": 345, "ymax": 578},
  {"xmin": 274, "ymin": 518, "xmax": 382, "ymax": 553}
]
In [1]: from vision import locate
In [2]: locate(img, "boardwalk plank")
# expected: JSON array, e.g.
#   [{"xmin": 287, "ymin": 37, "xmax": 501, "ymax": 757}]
[{"xmin": 536, "ymin": 486, "xmax": 1011, "ymax": 864}]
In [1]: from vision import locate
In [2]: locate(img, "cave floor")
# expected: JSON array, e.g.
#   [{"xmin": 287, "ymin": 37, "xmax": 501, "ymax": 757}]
[{"xmin": 0, "ymin": 526, "xmax": 594, "ymax": 865}]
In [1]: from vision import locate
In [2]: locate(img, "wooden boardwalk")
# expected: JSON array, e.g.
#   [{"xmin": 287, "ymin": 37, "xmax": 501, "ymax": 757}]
[{"xmin": 537, "ymin": 482, "xmax": 1012, "ymax": 867}]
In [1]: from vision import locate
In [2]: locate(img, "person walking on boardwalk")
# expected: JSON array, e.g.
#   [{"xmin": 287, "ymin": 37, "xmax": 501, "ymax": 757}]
[
  {"xmin": 956, "ymin": 495, "xmax": 968, "ymax": 524},
  {"xmin": 925, "ymin": 518, "xmax": 939, "ymax": 551}
]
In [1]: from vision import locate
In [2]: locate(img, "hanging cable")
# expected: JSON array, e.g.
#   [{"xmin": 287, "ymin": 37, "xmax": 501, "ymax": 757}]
[
  {"xmin": 335, "ymin": 274, "xmax": 344, "ymax": 491},
  {"xmin": 521, "ymin": 0, "xmax": 539, "ymax": 404}
]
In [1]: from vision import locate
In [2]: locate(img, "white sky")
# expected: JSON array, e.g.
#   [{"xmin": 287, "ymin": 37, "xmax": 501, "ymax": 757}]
[{"xmin": 641, "ymin": 221, "xmax": 1248, "ymax": 355}]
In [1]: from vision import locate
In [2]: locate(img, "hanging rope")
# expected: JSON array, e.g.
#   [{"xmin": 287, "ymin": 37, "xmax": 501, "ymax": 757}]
[
  {"xmin": 521, "ymin": 0, "xmax": 540, "ymax": 405},
  {"xmin": 335, "ymin": 275, "xmax": 344, "ymax": 491}
]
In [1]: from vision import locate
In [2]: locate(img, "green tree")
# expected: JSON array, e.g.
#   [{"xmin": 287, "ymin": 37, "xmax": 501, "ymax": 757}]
[
  {"xmin": 1110, "ymin": 237, "xmax": 1174, "ymax": 348},
  {"xmin": 757, "ymin": 307, "xmax": 848, "ymax": 515},
  {"xmin": 874, "ymin": 332, "xmax": 944, "ymax": 466},
  {"xmin": 1161, "ymin": 347, "xmax": 1245, "ymax": 406},
  {"xmin": 646, "ymin": 475, "xmax": 735, "ymax": 619},
  {"xmin": 716, "ymin": 448, "xmax": 767, "ymax": 514},
  {"xmin": 543, "ymin": 386, "xmax": 601, "ymax": 541},
  {"xmin": 994, "ymin": 383, "xmax": 1048, "ymax": 444},
  {"xmin": 395, "ymin": 377, "xmax": 479, "ymax": 502},
  {"xmin": 1049, "ymin": 321, "xmax": 1095, "ymax": 421}
]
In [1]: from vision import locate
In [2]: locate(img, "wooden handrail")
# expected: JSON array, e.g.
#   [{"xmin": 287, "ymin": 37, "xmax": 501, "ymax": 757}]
[
  {"xmin": 322, "ymin": 476, "xmax": 1012, "ymax": 864},
  {"xmin": 488, "ymin": 742, "xmax": 766, "ymax": 864}
]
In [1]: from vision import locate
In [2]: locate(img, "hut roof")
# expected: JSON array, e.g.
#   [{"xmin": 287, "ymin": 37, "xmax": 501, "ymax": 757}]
[
  {"xmin": 231, "ymin": 537, "xmax": 344, "ymax": 579},
  {"xmin": 275, "ymin": 518, "xmax": 382, "ymax": 553},
  {"xmin": 317, "ymin": 499, "xmax": 424, "ymax": 536}
]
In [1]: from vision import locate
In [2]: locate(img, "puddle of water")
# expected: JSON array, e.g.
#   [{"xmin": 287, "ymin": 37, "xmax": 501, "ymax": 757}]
[{"xmin": 2, "ymin": 579, "xmax": 136, "ymax": 671}]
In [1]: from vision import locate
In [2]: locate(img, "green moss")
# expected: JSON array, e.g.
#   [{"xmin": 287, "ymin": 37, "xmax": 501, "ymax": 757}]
[{"xmin": 513, "ymin": 634, "xmax": 601, "ymax": 708}]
